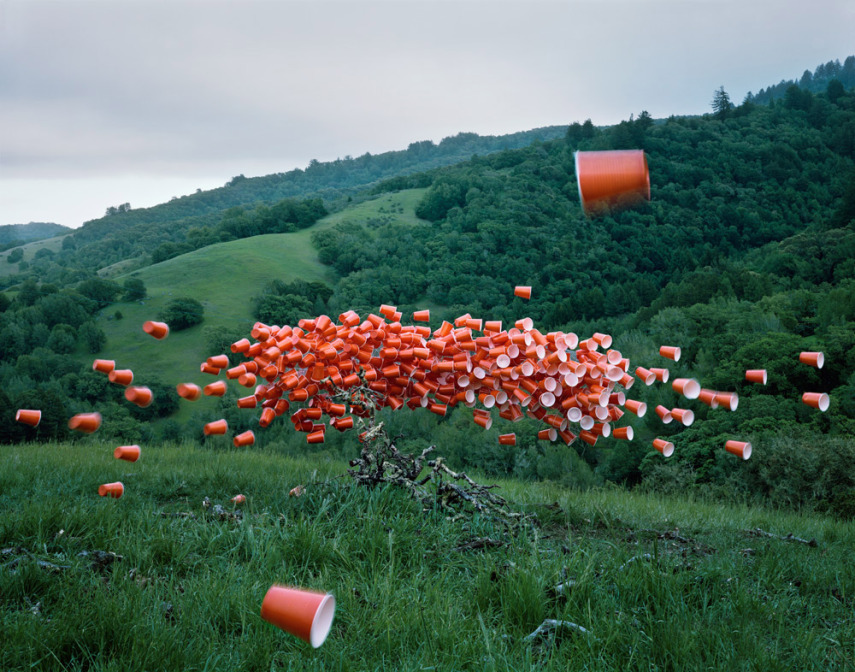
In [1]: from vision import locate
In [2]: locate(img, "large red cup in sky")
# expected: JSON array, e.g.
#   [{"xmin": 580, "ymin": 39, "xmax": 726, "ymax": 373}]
[{"xmin": 575, "ymin": 150, "xmax": 650, "ymax": 215}]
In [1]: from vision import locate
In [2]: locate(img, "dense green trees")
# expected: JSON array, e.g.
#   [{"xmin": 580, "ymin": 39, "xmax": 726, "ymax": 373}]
[{"xmin": 159, "ymin": 297, "xmax": 204, "ymax": 330}]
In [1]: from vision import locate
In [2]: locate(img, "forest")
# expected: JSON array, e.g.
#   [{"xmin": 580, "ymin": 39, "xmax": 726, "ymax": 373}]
[{"xmin": 1, "ymin": 63, "xmax": 854, "ymax": 516}]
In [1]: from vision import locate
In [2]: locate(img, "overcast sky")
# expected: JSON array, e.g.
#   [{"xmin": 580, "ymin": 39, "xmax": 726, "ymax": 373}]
[{"xmin": 1, "ymin": 0, "xmax": 853, "ymax": 229}]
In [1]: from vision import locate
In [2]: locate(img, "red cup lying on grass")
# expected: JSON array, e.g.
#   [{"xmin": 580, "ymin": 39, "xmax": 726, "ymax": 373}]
[
  {"xmin": 261, "ymin": 585, "xmax": 336, "ymax": 648},
  {"xmin": 98, "ymin": 482, "xmax": 124, "ymax": 498}
]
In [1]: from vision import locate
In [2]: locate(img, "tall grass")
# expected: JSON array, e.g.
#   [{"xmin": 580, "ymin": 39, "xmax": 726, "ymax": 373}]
[{"xmin": 2, "ymin": 440, "xmax": 853, "ymax": 671}]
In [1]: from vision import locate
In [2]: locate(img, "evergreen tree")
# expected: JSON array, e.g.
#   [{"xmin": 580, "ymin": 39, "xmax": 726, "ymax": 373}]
[{"xmin": 711, "ymin": 86, "xmax": 733, "ymax": 120}]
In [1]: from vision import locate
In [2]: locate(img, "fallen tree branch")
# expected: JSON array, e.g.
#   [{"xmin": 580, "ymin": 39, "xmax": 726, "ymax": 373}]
[
  {"xmin": 524, "ymin": 618, "xmax": 592, "ymax": 644},
  {"xmin": 744, "ymin": 528, "xmax": 818, "ymax": 547},
  {"xmin": 325, "ymin": 379, "xmax": 531, "ymax": 528}
]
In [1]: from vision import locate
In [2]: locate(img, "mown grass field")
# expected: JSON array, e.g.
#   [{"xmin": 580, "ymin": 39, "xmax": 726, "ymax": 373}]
[
  {"xmin": 2, "ymin": 439, "xmax": 853, "ymax": 671},
  {"xmin": 80, "ymin": 189, "xmax": 429, "ymax": 423}
]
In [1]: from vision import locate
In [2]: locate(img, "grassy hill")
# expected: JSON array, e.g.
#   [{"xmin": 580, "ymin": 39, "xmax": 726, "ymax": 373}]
[
  {"xmin": 1, "ymin": 440, "xmax": 853, "ymax": 671},
  {"xmin": 0, "ymin": 234, "xmax": 69, "ymax": 278},
  {"xmin": 86, "ymin": 189, "xmax": 429, "ymax": 422}
]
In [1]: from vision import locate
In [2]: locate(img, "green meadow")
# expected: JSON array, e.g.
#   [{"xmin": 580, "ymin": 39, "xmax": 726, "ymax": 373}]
[
  {"xmin": 82, "ymin": 189, "xmax": 429, "ymax": 423},
  {"xmin": 1, "ymin": 439, "xmax": 853, "ymax": 671}
]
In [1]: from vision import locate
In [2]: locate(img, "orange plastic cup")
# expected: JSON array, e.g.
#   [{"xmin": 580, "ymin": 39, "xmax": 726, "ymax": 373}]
[
  {"xmin": 537, "ymin": 428, "xmax": 558, "ymax": 441},
  {"xmin": 98, "ymin": 481, "xmax": 124, "ymax": 498},
  {"xmin": 204, "ymin": 380, "xmax": 228, "ymax": 397},
  {"xmin": 698, "ymin": 389, "xmax": 720, "ymax": 409},
  {"xmin": 231, "ymin": 338, "xmax": 251, "ymax": 353},
  {"xmin": 413, "ymin": 310, "xmax": 430, "ymax": 322},
  {"xmin": 575, "ymin": 150, "xmax": 650, "ymax": 215},
  {"xmin": 659, "ymin": 345, "xmax": 681, "ymax": 362},
  {"xmin": 724, "ymin": 440, "xmax": 752, "ymax": 460},
  {"xmin": 745, "ymin": 369, "xmax": 767, "ymax": 384},
  {"xmin": 634, "ymin": 366, "xmax": 656, "ymax": 386},
  {"xmin": 514, "ymin": 286, "xmax": 532, "ymax": 300},
  {"xmin": 498, "ymin": 433, "xmax": 516, "ymax": 446},
  {"xmin": 207, "ymin": 354, "xmax": 230, "ymax": 369},
  {"xmin": 714, "ymin": 392, "xmax": 739, "ymax": 411},
  {"xmin": 203, "ymin": 419, "xmax": 228, "ymax": 435},
  {"xmin": 652, "ymin": 438, "xmax": 674, "ymax": 458},
  {"xmin": 237, "ymin": 395, "xmax": 258, "ymax": 409},
  {"xmin": 142, "ymin": 320, "xmax": 169, "ymax": 340},
  {"xmin": 108, "ymin": 369, "xmax": 134, "ymax": 386},
  {"xmin": 68, "ymin": 412, "xmax": 102, "ymax": 433},
  {"xmin": 672, "ymin": 378, "xmax": 700, "ymax": 399},
  {"xmin": 623, "ymin": 399, "xmax": 647, "ymax": 417},
  {"xmin": 124, "ymin": 386, "xmax": 153, "ymax": 408},
  {"xmin": 650, "ymin": 367, "xmax": 669, "ymax": 383},
  {"xmin": 177, "ymin": 383, "xmax": 202, "ymax": 401},
  {"xmin": 670, "ymin": 408, "xmax": 695, "ymax": 426},
  {"xmin": 114, "ymin": 445, "xmax": 141, "ymax": 462},
  {"xmin": 612, "ymin": 426, "xmax": 634, "ymax": 440},
  {"xmin": 655, "ymin": 405, "xmax": 673, "ymax": 424},
  {"xmin": 92, "ymin": 359, "xmax": 116, "ymax": 374},
  {"xmin": 802, "ymin": 392, "xmax": 830, "ymax": 412},
  {"xmin": 799, "ymin": 351, "xmax": 824, "ymax": 369},
  {"xmin": 261, "ymin": 585, "xmax": 336, "ymax": 648},
  {"xmin": 233, "ymin": 430, "xmax": 255, "ymax": 447},
  {"xmin": 307, "ymin": 430, "xmax": 325, "ymax": 444},
  {"xmin": 15, "ymin": 409, "xmax": 41, "ymax": 427}
]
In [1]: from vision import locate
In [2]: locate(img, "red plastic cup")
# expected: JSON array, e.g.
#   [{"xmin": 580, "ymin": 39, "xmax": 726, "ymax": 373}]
[
  {"xmin": 98, "ymin": 482, "xmax": 124, "ymax": 498},
  {"xmin": 801, "ymin": 392, "xmax": 830, "ymax": 412},
  {"xmin": 177, "ymin": 383, "xmax": 202, "ymax": 401},
  {"xmin": 652, "ymin": 438, "xmax": 674, "ymax": 457},
  {"xmin": 15, "ymin": 409, "xmax": 41, "ymax": 427},
  {"xmin": 124, "ymin": 386, "xmax": 153, "ymax": 408},
  {"xmin": 261, "ymin": 585, "xmax": 336, "ymax": 648},
  {"xmin": 659, "ymin": 345, "xmax": 681, "ymax": 362},
  {"xmin": 204, "ymin": 380, "xmax": 227, "ymax": 397},
  {"xmin": 575, "ymin": 150, "xmax": 650, "ymax": 215},
  {"xmin": 142, "ymin": 320, "xmax": 169, "ymax": 340},
  {"xmin": 203, "ymin": 419, "xmax": 228, "ymax": 435},
  {"xmin": 745, "ymin": 369, "xmax": 767, "ymax": 384},
  {"xmin": 672, "ymin": 378, "xmax": 700, "ymax": 399},
  {"xmin": 799, "ymin": 352, "xmax": 824, "ymax": 369},
  {"xmin": 233, "ymin": 430, "xmax": 255, "ymax": 447},
  {"xmin": 514, "ymin": 286, "xmax": 532, "ymax": 300},
  {"xmin": 724, "ymin": 440, "xmax": 752, "ymax": 460},
  {"xmin": 498, "ymin": 433, "xmax": 516, "ymax": 446},
  {"xmin": 92, "ymin": 359, "xmax": 115, "ymax": 374},
  {"xmin": 108, "ymin": 369, "xmax": 134, "ymax": 386},
  {"xmin": 114, "ymin": 445, "xmax": 141, "ymax": 462},
  {"xmin": 68, "ymin": 412, "xmax": 102, "ymax": 433}
]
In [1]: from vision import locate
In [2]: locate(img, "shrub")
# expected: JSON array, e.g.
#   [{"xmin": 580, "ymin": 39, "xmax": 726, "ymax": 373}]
[{"xmin": 159, "ymin": 297, "xmax": 204, "ymax": 331}]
